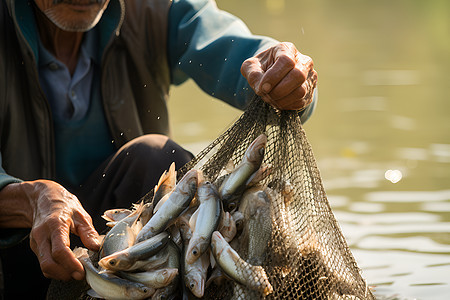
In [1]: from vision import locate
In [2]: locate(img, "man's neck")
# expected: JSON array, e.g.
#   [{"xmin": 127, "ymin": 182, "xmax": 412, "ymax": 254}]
[{"xmin": 34, "ymin": 8, "xmax": 84, "ymax": 75}]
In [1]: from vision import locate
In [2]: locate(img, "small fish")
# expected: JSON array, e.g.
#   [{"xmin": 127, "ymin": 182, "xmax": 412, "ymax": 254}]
[
  {"xmin": 136, "ymin": 169, "xmax": 201, "ymax": 243},
  {"xmin": 99, "ymin": 232, "xmax": 170, "ymax": 271},
  {"xmin": 210, "ymin": 231, "xmax": 273, "ymax": 296},
  {"xmin": 182, "ymin": 251, "xmax": 209, "ymax": 298},
  {"xmin": 239, "ymin": 187, "xmax": 272, "ymax": 266},
  {"xmin": 102, "ymin": 208, "xmax": 133, "ymax": 223},
  {"xmin": 219, "ymin": 134, "xmax": 267, "ymax": 209},
  {"xmin": 119, "ymin": 268, "xmax": 179, "ymax": 289},
  {"xmin": 74, "ymin": 247, "xmax": 154, "ymax": 300},
  {"xmin": 152, "ymin": 240, "xmax": 181, "ymax": 299},
  {"xmin": 100, "ymin": 201, "xmax": 147, "ymax": 258},
  {"xmin": 185, "ymin": 182, "xmax": 221, "ymax": 264}
]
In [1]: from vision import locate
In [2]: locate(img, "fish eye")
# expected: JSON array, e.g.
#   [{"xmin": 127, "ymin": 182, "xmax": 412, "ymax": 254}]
[
  {"xmin": 192, "ymin": 250, "xmax": 198, "ymax": 255},
  {"xmin": 259, "ymin": 148, "xmax": 265, "ymax": 155},
  {"xmin": 109, "ymin": 260, "xmax": 116, "ymax": 266},
  {"xmin": 228, "ymin": 203, "xmax": 236, "ymax": 211},
  {"xmin": 190, "ymin": 283, "xmax": 195, "ymax": 289},
  {"xmin": 142, "ymin": 288, "xmax": 148, "ymax": 293}
]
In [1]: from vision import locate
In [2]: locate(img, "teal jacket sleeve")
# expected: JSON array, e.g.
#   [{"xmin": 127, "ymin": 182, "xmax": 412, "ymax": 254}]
[
  {"xmin": 167, "ymin": 0, "xmax": 317, "ymax": 121},
  {"xmin": 167, "ymin": 0, "xmax": 278, "ymax": 110}
]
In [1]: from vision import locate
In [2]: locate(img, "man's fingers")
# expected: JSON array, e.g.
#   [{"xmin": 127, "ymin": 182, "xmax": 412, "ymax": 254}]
[
  {"xmin": 258, "ymin": 51, "xmax": 297, "ymax": 94},
  {"xmin": 72, "ymin": 211, "xmax": 101, "ymax": 251},
  {"xmin": 266, "ymin": 67, "xmax": 305, "ymax": 101},
  {"xmin": 50, "ymin": 227, "xmax": 85, "ymax": 280},
  {"xmin": 76, "ymin": 223, "xmax": 101, "ymax": 251},
  {"xmin": 240, "ymin": 57, "xmax": 264, "ymax": 93}
]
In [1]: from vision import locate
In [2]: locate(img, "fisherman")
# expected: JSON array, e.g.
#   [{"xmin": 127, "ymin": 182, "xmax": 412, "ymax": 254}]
[{"xmin": 0, "ymin": 0, "xmax": 317, "ymax": 298}]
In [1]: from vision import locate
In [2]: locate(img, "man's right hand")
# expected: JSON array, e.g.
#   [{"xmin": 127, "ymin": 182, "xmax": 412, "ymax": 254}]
[{"xmin": 0, "ymin": 180, "xmax": 100, "ymax": 281}]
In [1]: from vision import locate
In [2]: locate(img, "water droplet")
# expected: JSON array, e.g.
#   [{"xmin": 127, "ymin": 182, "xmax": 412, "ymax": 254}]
[
  {"xmin": 172, "ymin": 149, "xmax": 176, "ymax": 153},
  {"xmin": 211, "ymin": 92, "xmax": 215, "ymax": 96},
  {"xmin": 231, "ymin": 39, "xmax": 234, "ymax": 42},
  {"xmin": 224, "ymin": 58, "xmax": 227, "ymax": 61},
  {"xmin": 157, "ymin": 116, "xmax": 160, "ymax": 120},
  {"xmin": 178, "ymin": 61, "xmax": 181, "ymax": 65},
  {"xmin": 120, "ymin": 132, "xmax": 124, "ymax": 136},
  {"xmin": 199, "ymin": 63, "xmax": 203, "ymax": 67},
  {"xmin": 126, "ymin": 152, "xmax": 129, "ymax": 156},
  {"xmin": 147, "ymin": 110, "xmax": 150, "ymax": 113},
  {"xmin": 189, "ymin": 60, "xmax": 192, "ymax": 64},
  {"xmin": 111, "ymin": 140, "xmax": 115, "ymax": 144},
  {"xmin": 143, "ymin": 84, "xmax": 147, "ymax": 88},
  {"xmin": 233, "ymin": 93, "xmax": 237, "ymax": 97},
  {"xmin": 102, "ymin": 174, "xmax": 106, "ymax": 178}
]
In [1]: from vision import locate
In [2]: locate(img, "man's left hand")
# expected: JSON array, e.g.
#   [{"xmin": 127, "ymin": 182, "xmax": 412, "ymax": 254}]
[{"xmin": 241, "ymin": 42, "xmax": 317, "ymax": 111}]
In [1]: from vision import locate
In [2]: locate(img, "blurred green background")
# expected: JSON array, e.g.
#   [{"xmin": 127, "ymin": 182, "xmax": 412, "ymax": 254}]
[{"xmin": 168, "ymin": 1, "xmax": 450, "ymax": 299}]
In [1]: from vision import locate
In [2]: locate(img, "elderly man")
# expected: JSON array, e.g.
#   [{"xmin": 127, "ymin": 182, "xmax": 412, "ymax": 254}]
[{"xmin": 0, "ymin": 0, "xmax": 317, "ymax": 298}]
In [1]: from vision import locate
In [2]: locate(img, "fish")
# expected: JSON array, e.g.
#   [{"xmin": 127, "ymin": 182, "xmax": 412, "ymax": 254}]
[
  {"xmin": 100, "ymin": 201, "xmax": 147, "ymax": 258},
  {"xmin": 210, "ymin": 231, "xmax": 273, "ymax": 296},
  {"xmin": 182, "ymin": 250, "xmax": 209, "ymax": 298},
  {"xmin": 99, "ymin": 232, "xmax": 170, "ymax": 271},
  {"xmin": 136, "ymin": 169, "xmax": 201, "ymax": 243},
  {"xmin": 185, "ymin": 182, "xmax": 222, "ymax": 264},
  {"xmin": 153, "ymin": 162, "xmax": 177, "ymax": 213},
  {"xmin": 118, "ymin": 268, "xmax": 179, "ymax": 289},
  {"xmin": 151, "ymin": 240, "xmax": 181, "ymax": 299},
  {"xmin": 239, "ymin": 187, "xmax": 272, "ymax": 265},
  {"xmin": 102, "ymin": 208, "xmax": 133, "ymax": 223},
  {"xmin": 74, "ymin": 247, "xmax": 154, "ymax": 300},
  {"xmin": 219, "ymin": 134, "xmax": 267, "ymax": 210}
]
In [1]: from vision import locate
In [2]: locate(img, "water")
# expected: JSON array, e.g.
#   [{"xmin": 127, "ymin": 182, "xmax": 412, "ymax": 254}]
[{"xmin": 167, "ymin": 0, "xmax": 450, "ymax": 299}]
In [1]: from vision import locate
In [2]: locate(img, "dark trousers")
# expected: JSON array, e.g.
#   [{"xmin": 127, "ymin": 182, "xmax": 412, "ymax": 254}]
[{"xmin": 0, "ymin": 134, "xmax": 194, "ymax": 299}]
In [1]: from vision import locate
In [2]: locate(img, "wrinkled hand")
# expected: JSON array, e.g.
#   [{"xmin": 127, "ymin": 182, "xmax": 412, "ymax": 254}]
[
  {"xmin": 241, "ymin": 42, "xmax": 318, "ymax": 111},
  {"xmin": 24, "ymin": 180, "xmax": 100, "ymax": 281}
]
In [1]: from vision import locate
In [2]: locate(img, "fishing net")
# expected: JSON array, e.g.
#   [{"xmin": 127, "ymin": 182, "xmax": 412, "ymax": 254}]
[
  {"xmin": 172, "ymin": 96, "xmax": 374, "ymax": 299},
  {"xmin": 47, "ymin": 95, "xmax": 374, "ymax": 299}
]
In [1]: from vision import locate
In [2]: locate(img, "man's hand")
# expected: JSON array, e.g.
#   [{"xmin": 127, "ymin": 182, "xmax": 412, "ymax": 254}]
[
  {"xmin": 22, "ymin": 180, "xmax": 100, "ymax": 281},
  {"xmin": 241, "ymin": 42, "xmax": 318, "ymax": 111}
]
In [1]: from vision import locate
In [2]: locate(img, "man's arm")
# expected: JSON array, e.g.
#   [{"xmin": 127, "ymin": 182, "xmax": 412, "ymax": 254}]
[
  {"xmin": 167, "ymin": 0, "xmax": 317, "ymax": 115},
  {"xmin": 0, "ymin": 180, "xmax": 100, "ymax": 281}
]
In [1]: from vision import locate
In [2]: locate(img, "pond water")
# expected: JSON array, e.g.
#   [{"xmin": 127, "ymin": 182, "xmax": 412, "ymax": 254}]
[{"xmin": 167, "ymin": 0, "xmax": 450, "ymax": 299}]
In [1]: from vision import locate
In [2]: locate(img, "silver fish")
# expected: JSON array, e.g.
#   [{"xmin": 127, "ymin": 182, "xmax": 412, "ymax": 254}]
[
  {"xmin": 219, "ymin": 134, "xmax": 267, "ymax": 209},
  {"xmin": 210, "ymin": 231, "xmax": 273, "ymax": 296},
  {"xmin": 99, "ymin": 232, "xmax": 170, "ymax": 271},
  {"xmin": 152, "ymin": 240, "xmax": 181, "ymax": 299},
  {"xmin": 102, "ymin": 208, "xmax": 133, "ymax": 223},
  {"xmin": 136, "ymin": 169, "xmax": 200, "ymax": 243},
  {"xmin": 185, "ymin": 182, "xmax": 221, "ymax": 264},
  {"xmin": 100, "ymin": 202, "xmax": 147, "ymax": 258},
  {"xmin": 119, "ymin": 268, "xmax": 179, "ymax": 289},
  {"xmin": 74, "ymin": 247, "xmax": 154, "ymax": 300},
  {"xmin": 183, "ymin": 250, "xmax": 209, "ymax": 298},
  {"xmin": 239, "ymin": 187, "xmax": 272, "ymax": 265}
]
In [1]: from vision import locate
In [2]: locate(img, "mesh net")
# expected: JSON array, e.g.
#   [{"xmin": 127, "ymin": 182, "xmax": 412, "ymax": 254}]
[
  {"xmin": 47, "ymin": 96, "xmax": 374, "ymax": 299},
  {"xmin": 173, "ymin": 96, "xmax": 374, "ymax": 299}
]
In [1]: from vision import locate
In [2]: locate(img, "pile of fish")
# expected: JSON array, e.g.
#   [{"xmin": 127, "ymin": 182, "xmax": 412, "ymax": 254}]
[{"xmin": 74, "ymin": 133, "xmax": 277, "ymax": 299}]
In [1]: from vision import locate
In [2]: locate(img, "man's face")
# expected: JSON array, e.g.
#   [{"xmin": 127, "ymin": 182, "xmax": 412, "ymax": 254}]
[{"xmin": 34, "ymin": 0, "xmax": 111, "ymax": 32}]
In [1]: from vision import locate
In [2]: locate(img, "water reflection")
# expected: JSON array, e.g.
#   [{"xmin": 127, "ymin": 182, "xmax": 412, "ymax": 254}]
[{"xmin": 168, "ymin": 0, "xmax": 450, "ymax": 298}]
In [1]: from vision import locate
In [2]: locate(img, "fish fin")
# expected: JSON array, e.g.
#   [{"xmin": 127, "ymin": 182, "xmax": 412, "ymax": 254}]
[
  {"xmin": 86, "ymin": 289, "xmax": 102, "ymax": 299},
  {"xmin": 210, "ymin": 251, "xmax": 216, "ymax": 269},
  {"xmin": 189, "ymin": 208, "xmax": 199, "ymax": 231},
  {"xmin": 156, "ymin": 162, "xmax": 177, "ymax": 193},
  {"xmin": 72, "ymin": 247, "xmax": 88, "ymax": 259}
]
